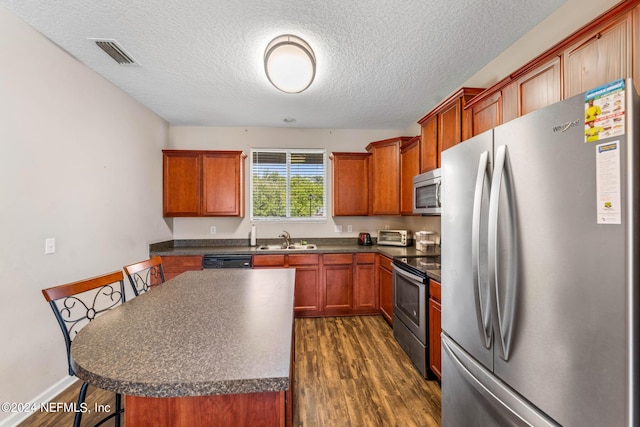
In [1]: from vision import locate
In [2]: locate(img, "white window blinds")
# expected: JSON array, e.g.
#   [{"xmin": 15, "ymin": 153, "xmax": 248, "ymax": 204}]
[{"xmin": 251, "ymin": 149, "xmax": 326, "ymax": 221}]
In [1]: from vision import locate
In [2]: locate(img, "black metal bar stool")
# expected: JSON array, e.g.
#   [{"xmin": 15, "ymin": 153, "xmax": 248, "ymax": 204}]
[
  {"xmin": 42, "ymin": 271, "xmax": 126, "ymax": 427},
  {"xmin": 123, "ymin": 256, "xmax": 165, "ymax": 297}
]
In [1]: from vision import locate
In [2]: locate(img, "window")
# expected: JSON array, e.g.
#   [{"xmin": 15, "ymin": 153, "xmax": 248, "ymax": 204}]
[{"xmin": 251, "ymin": 148, "xmax": 326, "ymax": 221}]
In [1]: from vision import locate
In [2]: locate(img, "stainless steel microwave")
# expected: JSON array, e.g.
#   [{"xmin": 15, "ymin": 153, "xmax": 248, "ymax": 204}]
[{"xmin": 413, "ymin": 169, "xmax": 441, "ymax": 215}]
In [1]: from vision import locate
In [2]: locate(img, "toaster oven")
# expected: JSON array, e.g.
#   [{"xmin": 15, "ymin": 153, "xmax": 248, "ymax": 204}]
[{"xmin": 377, "ymin": 229, "xmax": 413, "ymax": 247}]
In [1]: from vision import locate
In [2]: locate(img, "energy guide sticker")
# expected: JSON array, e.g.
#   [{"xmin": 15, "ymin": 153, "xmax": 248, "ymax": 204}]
[
  {"xmin": 595, "ymin": 141, "xmax": 621, "ymax": 224},
  {"xmin": 584, "ymin": 79, "xmax": 625, "ymax": 143}
]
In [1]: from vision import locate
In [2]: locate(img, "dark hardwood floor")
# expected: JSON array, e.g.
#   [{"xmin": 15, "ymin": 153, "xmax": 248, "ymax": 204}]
[
  {"xmin": 20, "ymin": 315, "xmax": 441, "ymax": 426},
  {"xmin": 295, "ymin": 316, "xmax": 441, "ymax": 427}
]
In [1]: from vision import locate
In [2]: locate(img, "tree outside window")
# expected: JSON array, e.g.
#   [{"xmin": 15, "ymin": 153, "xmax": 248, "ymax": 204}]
[{"xmin": 251, "ymin": 149, "xmax": 326, "ymax": 221}]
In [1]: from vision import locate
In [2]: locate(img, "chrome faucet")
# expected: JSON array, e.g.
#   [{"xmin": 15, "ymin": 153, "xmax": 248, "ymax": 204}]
[{"xmin": 279, "ymin": 230, "xmax": 291, "ymax": 249}]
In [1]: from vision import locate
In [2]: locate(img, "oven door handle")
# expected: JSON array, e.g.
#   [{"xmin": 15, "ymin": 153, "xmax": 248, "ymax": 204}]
[{"xmin": 392, "ymin": 264, "xmax": 426, "ymax": 284}]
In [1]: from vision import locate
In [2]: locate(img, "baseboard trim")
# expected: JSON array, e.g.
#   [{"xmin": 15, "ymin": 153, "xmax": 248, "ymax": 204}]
[{"xmin": 0, "ymin": 376, "xmax": 78, "ymax": 427}]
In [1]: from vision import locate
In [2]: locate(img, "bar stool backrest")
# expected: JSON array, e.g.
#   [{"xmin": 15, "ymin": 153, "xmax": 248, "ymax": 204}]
[
  {"xmin": 123, "ymin": 256, "xmax": 165, "ymax": 296},
  {"xmin": 42, "ymin": 271, "xmax": 126, "ymax": 376}
]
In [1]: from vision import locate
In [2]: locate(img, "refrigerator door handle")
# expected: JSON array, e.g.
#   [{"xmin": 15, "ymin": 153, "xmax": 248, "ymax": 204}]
[
  {"xmin": 472, "ymin": 150, "xmax": 492, "ymax": 349},
  {"xmin": 488, "ymin": 145, "xmax": 518, "ymax": 361}
]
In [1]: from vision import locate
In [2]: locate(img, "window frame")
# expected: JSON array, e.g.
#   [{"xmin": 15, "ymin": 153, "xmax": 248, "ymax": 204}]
[{"xmin": 250, "ymin": 148, "xmax": 327, "ymax": 222}]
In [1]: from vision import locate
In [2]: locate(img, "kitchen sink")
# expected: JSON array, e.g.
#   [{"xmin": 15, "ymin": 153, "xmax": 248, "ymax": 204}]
[{"xmin": 257, "ymin": 243, "xmax": 317, "ymax": 251}]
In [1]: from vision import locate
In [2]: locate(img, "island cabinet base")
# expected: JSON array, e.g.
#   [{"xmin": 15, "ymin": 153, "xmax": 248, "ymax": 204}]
[{"xmin": 125, "ymin": 390, "xmax": 287, "ymax": 427}]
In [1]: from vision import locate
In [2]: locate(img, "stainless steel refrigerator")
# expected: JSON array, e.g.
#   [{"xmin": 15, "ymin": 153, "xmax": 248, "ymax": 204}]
[{"xmin": 440, "ymin": 78, "xmax": 639, "ymax": 427}]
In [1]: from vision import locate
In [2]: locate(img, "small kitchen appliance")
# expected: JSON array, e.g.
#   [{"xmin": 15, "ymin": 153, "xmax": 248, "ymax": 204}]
[
  {"xmin": 377, "ymin": 229, "xmax": 413, "ymax": 247},
  {"xmin": 415, "ymin": 231, "xmax": 437, "ymax": 252},
  {"xmin": 413, "ymin": 169, "xmax": 441, "ymax": 215},
  {"xmin": 357, "ymin": 232, "xmax": 373, "ymax": 246}
]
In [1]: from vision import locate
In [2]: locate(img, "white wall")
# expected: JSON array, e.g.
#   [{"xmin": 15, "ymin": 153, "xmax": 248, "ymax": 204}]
[
  {"xmin": 168, "ymin": 126, "xmax": 441, "ymax": 242},
  {"xmin": 0, "ymin": 8, "xmax": 172, "ymax": 425}
]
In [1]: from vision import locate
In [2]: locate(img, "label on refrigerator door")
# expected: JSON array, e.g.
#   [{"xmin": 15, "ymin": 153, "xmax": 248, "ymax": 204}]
[
  {"xmin": 595, "ymin": 141, "xmax": 621, "ymax": 224},
  {"xmin": 584, "ymin": 79, "xmax": 625, "ymax": 143}
]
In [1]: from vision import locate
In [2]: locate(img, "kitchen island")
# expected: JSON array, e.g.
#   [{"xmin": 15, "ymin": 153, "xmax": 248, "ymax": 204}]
[{"xmin": 70, "ymin": 268, "xmax": 296, "ymax": 427}]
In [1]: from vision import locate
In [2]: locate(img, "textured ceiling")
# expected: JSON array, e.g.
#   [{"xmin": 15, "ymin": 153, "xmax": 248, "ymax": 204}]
[{"xmin": 1, "ymin": 0, "xmax": 566, "ymax": 129}]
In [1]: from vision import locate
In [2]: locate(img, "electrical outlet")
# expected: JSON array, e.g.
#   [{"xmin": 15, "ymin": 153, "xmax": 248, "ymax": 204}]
[
  {"xmin": 347, "ymin": 225, "xmax": 353, "ymax": 232},
  {"xmin": 45, "ymin": 238, "xmax": 56, "ymax": 254},
  {"xmin": 335, "ymin": 225, "xmax": 342, "ymax": 233},
  {"xmin": 384, "ymin": 224, "xmax": 390, "ymax": 230},
  {"xmin": 210, "ymin": 226, "xmax": 216, "ymax": 235}
]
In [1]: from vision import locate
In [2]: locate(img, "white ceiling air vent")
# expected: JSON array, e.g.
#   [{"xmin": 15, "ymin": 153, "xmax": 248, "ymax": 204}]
[{"xmin": 91, "ymin": 39, "xmax": 140, "ymax": 65}]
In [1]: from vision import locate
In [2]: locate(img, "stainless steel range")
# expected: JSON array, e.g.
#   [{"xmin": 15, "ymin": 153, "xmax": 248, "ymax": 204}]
[{"xmin": 392, "ymin": 256, "xmax": 440, "ymax": 378}]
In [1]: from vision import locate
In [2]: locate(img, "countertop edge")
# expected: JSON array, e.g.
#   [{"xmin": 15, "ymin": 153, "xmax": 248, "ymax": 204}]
[{"xmin": 71, "ymin": 361, "xmax": 291, "ymax": 397}]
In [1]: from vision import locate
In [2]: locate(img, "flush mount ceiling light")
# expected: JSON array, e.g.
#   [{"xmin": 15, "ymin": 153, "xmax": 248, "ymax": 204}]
[{"xmin": 264, "ymin": 35, "xmax": 316, "ymax": 94}]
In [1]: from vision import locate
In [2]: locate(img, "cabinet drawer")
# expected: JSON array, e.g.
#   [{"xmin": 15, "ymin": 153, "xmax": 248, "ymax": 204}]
[
  {"xmin": 355, "ymin": 252, "xmax": 375, "ymax": 264},
  {"xmin": 379, "ymin": 255, "xmax": 393, "ymax": 271},
  {"xmin": 161, "ymin": 255, "xmax": 203, "ymax": 270},
  {"xmin": 288, "ymin": 254, "xmax": 319, "ymax": 266},
  {"xmin": 252, "ymin": 254, "xmax": 286, "ymax": 267},
  {"xmin": 429, "ymin": 279, "xmax": 441, "ymax": 302},
  {"xmin": 323, "ymin": 253, "xmax": 354, "ymax": 265}
]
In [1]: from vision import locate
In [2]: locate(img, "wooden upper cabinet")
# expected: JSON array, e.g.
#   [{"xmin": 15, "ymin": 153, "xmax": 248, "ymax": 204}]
[
  {"xmin": 400, "ymin": 136, "xmax": 420, "ymax": 215},
  {"xmin": 419, "ymin": 116, "xmax": 438, "ymax": 173},
  {"xmin": 366, "ymin": 137, "xmax": 410, "ymax": 215},
  {"xmin": 502, "ymin": 57, "xmax": 561, "ymax": 124},
  {"xmin": 564, "ymin": 14, "xmax": 631, "ymax": 98},
  {"xmin": 201, "ymin": 152, "xmax": 245, "ymax": 216},
  {"xmin": 418, "ymin": 88, "xmax": 484, "ymax": 171},
  {"xmin": 438, "ymin": 99, "xmax": 462, "ymax": 153},
  {"xmin": 469, "ymin": 91, "xmax": 501, "ymax": 137},
  {"xmin": 463, "ymin": 2, "xmax": 639, "ymax": 136},
  {"xmin": 163, "ymin": 150, "xmax": 246, "ymax": 217},
  {"xmin": 163, "ymin": 151, "xmax": 201, "ymax": 216},
  {"xmin": 330, "ymin": 152, "xmax": 371, "ymax": 216}
]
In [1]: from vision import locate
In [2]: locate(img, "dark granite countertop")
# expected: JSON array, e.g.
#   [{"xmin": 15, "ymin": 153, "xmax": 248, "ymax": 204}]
[
  {"xmin": 71, "ymin": 269, "xmax": 295, "ymax": 398},
  {"xmin": 150, "ymin": 238, "xmax": 438, "ymax": 257},
  {"xmin": 149, "ymin": 239, "xmax": 441, "ymax": 281}
]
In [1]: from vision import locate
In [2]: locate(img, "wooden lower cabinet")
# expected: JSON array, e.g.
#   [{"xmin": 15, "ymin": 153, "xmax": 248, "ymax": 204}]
[
  {"xmin": 354, "ymin": 253, "xmax": 378, "ymax": 312},
  {"xmin": 322, "ymin": 254, "xmax": 354, "ymax": 312},
  {"xmin": 253, "ymin": 254, "xmax": 321, "ymax": 317},
  {"xmin": 161, "ymin": 255, "xmax": 203, "ymax": 281},
  {"xmin": 429, "ymin": 279, "xmax": 442, "ymax": 380},
  {"xmin": 254, "ymin": 252, "xmax": 379, "ymax": 317},
  {"xmin": 289, "ymin": 255, "xmax": 321, "ymax": 316},
  {"xmin": 125, "ymin": 391, "xmax": 286, "ymax": 427},
  {"xmin": 379, "ymin": 255, "xmax": 394, "ymax": 325}
]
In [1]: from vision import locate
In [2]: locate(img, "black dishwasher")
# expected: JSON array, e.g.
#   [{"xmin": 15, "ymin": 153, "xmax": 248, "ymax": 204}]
[{"xmin": 202, "ymin": 254, "xmax": 252, "ymax": 269}]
